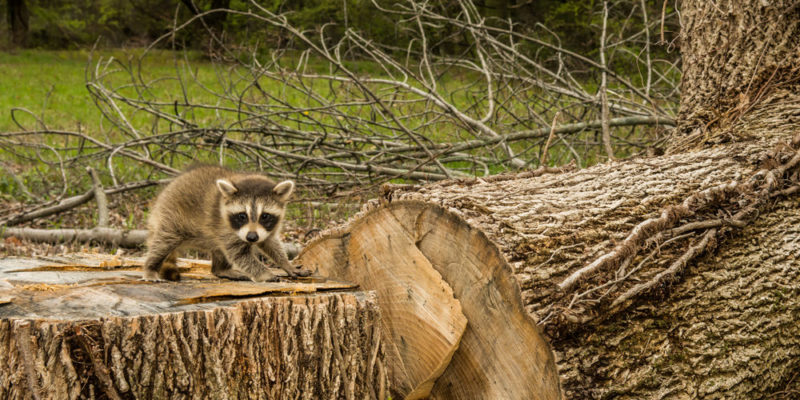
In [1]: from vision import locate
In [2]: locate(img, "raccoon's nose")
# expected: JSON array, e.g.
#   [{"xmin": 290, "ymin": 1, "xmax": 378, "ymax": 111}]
[{"xmin": 246, "ymin": 232, "xmax": 259, "ymax": 242}]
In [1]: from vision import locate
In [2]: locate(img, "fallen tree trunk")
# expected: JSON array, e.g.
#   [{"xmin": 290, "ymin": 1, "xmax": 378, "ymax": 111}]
[
  {"xmin": 298, "ymin": 87, "xmax": 800, "ymax": 398},
  {"xmin": 2, "ymin": 227, "xmax": 148, "ymax": 247},
  {"xmin": 0, "ymin": 229, "xmax": 302, "ymax": 260},
  {"xmin": 0, "ymin": 254, "xmax": 387, "ymax": 399}
]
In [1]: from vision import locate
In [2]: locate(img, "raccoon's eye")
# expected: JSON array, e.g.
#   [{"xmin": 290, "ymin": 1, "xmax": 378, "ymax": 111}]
[
  {"xmin": 260, "ymin": 213, "xmax": 277, "ymax": 229},
  {"xmin": 235, "ymin": 213, "xmax": 248, "ymax": 222}
]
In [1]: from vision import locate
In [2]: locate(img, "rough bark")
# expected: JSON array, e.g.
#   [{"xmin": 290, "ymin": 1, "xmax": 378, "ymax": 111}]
[
  {"xmin": 0, "ymin": 254, "xmax": 387, "ymax": 399},
  {"xmin": 2, "ymin": 227, "xmax": 148, "ymax": 248},
  {"xmin": 675, "ymin": 0, "xmax": 800, "ymax": 147},
  {"xmin": 299, "ymin": 86, "xmax": 800, "ymax": 398},
  {"xmin": 553, "ymin": 197, "xmax": 800, "ymax": 399}
]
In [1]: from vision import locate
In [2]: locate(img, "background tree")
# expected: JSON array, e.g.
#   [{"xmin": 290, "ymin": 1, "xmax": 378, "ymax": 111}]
[{"xmin": 6, "ymin": 0, "xmax": 28, "ymax": 47}]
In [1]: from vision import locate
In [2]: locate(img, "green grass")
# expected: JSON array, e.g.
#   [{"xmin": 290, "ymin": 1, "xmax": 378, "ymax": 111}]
[
  {"xmin": 0, "ymin": 49, "xmax": 459, "ymax": 142},
  {"xmin": 0, "ymin": 49, "xmax": 504, "ymax": 137},
  {"xmin": 0, "ymin": 49, "xmax": 210, "ymax": 132}
]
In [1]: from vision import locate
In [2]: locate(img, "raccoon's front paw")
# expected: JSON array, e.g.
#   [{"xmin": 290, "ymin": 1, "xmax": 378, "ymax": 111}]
[
  {"xmin": 252, "ymin": 271, "xmax": 280, "ymax": 282},
  {"xmin": 283, "ymin": 264, "xmax": 312, "ymax": 278},
  {"xmin": 213, "ymin": 269, "xmax": 251, "ymax": 281},
  {"xmin": 294, "ymin": 265, "xmax": 312, "ymax": 277}
]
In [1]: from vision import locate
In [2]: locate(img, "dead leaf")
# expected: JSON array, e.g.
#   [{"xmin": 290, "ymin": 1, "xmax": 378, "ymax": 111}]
[{"xmin": 4, "ymin": 236, "xmax": 22, "ymax": 246}]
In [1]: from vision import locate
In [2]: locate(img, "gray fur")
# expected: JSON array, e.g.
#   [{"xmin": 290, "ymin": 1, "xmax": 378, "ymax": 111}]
[{"xmin": 143, "ymin": 165, "xmax": 311, "ymax": 281}]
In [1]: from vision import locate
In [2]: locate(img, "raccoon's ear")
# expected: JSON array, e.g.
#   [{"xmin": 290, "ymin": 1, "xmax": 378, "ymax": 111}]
[
  {"xmin": 216, "ymin": 179, "xmax": 238, "ymax": 197},
  {"xmin": 273, "ymin": 180, "xmax": 295, "ymax": 201}
]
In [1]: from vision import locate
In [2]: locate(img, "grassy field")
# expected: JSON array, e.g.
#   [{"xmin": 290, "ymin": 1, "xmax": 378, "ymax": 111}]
[
  {"xmin": 0, "ymin": 48, "xmax": 493, "ymax": 167},
  {"xmin": 0, "ymin": 49, "xmax": 210, "ymax": 132},
  {"xmin": 0, "ymin": 49, "xmax": 513, "ymax": 180},
  {"xmin": 0, "ymin": 49, "xmax": 447, "ymax": 130},
  {"xmin": 0, "ymin": 49, "xmax": 650, "ymax": 203}
]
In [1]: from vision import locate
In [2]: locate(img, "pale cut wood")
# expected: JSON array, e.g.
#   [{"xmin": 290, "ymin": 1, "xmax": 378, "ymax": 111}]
[
  {"xmin": 299, "ymin": 201, "xmax": 563, "ymax": 400},
  {"xmin": 299, "ymin": 209, "xmax": 468, "ymax": 400},
  {"xmin": 0, "ymin": 255, "xmax": 386, "ymax": 399}
]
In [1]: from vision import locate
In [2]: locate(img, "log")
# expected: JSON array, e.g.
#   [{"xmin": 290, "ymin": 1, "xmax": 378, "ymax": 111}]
[
  {"xmin": 298, "ymin": 88, "xmax": 800, "ymax": 398},
  {"xmin": 2, "ymin": 227, "xmax": 148, "ymax": 248},
  {"xmin": 0, "ymin": 253, "xmax": 388, "ymax": 399},
  {"xmin": 299, "ymin": 203, "xmax": 563, "ymax": 399}
]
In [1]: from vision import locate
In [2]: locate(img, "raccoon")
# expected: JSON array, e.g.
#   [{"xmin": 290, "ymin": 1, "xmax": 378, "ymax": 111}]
[{"xmin": 143, "ymin": 165, "xmax": 311, "ymax": 282}]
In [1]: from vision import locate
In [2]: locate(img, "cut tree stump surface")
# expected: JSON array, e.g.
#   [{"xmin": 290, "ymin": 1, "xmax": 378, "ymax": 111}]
[
  {"xmin": 300, "ymin": 208, "xmax": 469, "ymax": 400},
  {"xmin": 0, "ymin": 253, "xmax": 358, "ymax": 319},
  {"xmin": 0, "ymin": 253, "xmax": 388, "ymax": 400}
]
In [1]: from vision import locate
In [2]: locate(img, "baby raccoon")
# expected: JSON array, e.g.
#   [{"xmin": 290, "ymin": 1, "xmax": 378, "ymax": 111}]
[{"xmin": 143, "ymin": 165, "xmax": 311, "ymax": 282}]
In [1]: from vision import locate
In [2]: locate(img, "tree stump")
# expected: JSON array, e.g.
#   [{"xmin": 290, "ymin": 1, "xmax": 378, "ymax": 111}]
[{"xmin": 0, "ymin": 254, "xmax": 387, "ymax": 399}]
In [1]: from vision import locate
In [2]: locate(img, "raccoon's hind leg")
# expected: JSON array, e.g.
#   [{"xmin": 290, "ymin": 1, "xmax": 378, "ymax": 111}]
[
  {"xmin": 211, "ymin": 249, "xmax": 250, "ymax": 281},
  {"xmin": 143, "ymin": 234, "xmax": 182, "ymax": 281}
]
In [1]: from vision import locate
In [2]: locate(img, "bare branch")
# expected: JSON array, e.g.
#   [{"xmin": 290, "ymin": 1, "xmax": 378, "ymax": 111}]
[
  {"xmin": 1, "ymin": 179, "xmax": 168, "ymax": 227},
  {"xmin": 1, "ymin": 227, "xmax": 148, "ymax": 248},
  {"xmin": 87, "ymin": 167, "xmax": 109, "ymax": 228}
]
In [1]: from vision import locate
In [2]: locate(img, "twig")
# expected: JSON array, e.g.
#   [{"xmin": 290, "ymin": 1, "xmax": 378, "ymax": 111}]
[
  {"xmin": 645, "ymin": 218, "xmax": 723, "ymax": 247},
  {"xmin": 659, "ymin": 0, "xmax": 669, "ymax": 45},
  {"xmin": 640, "ymin": 0, "xmax": 652, "ymax": 96},
  {"xmin": 599, "ymin": 1, "xmax": 615, "ymax": 161},
  {"xmin": 87, "ymin": 167, "xmax": 109, "ymax": 227},
  {"xmin": 2, "ymin": 191, "xmax": 95, "ymax": 227},
  {"xmin": 540, "ymin": 112, "xmax": 560, "ymax": 166}
]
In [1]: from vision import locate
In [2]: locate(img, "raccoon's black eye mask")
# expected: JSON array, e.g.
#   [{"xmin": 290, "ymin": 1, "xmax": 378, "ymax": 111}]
[
  {"xmin": 229, "ymin": 212, "xmax": 248, "ymax": 229},
  {"xmin": 260, "ymin": 213, "xmax": 278, "ymax": 230}
]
